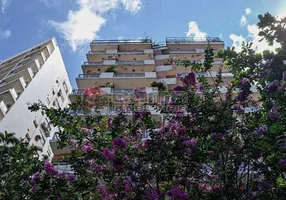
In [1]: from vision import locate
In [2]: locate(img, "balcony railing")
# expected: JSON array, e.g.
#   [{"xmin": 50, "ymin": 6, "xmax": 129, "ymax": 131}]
[
  {"xmin": 170, "ymin": 49, "xmax": 197, "ymax": 54},
  {"xmin": 91, "ymin": 39, "xmax": 152, "ymax": 44},
  {"xmin": 78, "ymin": 74, "xmax": 100, "ymax": 78},
  {"xmin": 116, "ymin": 61, "xmax": 145, "ymax": 65},
  {"xmin": 112, "ymin": 89, "xmax": 134, "ymax": 94},
  {"xmin": 78, "ymin": 73, "xmax": 148, "ymax": 78},
  {"xmin": 83, "ymin": 62, "xmax": 104, "ymax": 66},
  {"xmin": 114, "ymin": 73, "xmax": 145, "ymax": 77},
  {"xmin": 166, "ymin": 37, "xmax": 222, "ymax": 43},
  {"xmin": 88, "ymin": 50, "xmax": 145, "ymax": 55},
  {"xmin": 83, "ymin": 61, "xmax": 146, "ymax": 66}
]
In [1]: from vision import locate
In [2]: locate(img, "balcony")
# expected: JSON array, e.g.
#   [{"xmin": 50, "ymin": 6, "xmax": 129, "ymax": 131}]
[
  {"xmin": 0, "ymin": 100, "xmax": 7, "ymax": 120},
  {"xmin": 156, "ymin": 65, "xmax": 173, "ymax": 72},
  {"xmin": 4, "ymin": 67, "xmax": 33, "ymax": 83},
  {"xmin": 76, "ymin": 73, "xmax": 157, "ymax": 90},
  {"xmin": 91, "ymin": 39, "xmax": 152, "ymax": 44},
  {"xmin": 78, "ymin": 72, "xmax": 156, "ymax": 79},
  {"xmin": 0, "ymin": 88, "xmax": 18, "ymax": 106},
  {"xmin": 157, "ymin": 78, "xmax": 177, "ymax": 85},
  {"xmin": 88, "ymin": 50, "xmax": 154, "ymax": 55},
  {"xmin": 155, "ymin": 54, "xmax": 170, "ymax": 60},
  {"xmin": 166, "ymin": 37, "xmax": 223, "ymax": 44},
  {"xmin": 0, "ymin": 77, "xmax": 26, "ymax": 94},
  {"xmin": 83, "ymin": 60, "xmax": 154, "ymax": 66}
]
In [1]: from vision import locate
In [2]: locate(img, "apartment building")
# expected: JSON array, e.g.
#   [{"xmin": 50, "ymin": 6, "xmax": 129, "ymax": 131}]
[
  {"xmin": 0, "ymin": 38, "xmax": 72, "ymax": 160},
  {"xmin": 51, "ymin": 37, "xmax": 259, "ymax": 160}
]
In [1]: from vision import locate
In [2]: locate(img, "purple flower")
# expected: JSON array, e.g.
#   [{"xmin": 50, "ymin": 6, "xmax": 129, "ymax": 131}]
[
  {"xmin": 167, "ymin": 186, "xmax": 189, "ymax": 200},
  {"xmin": 242, "ymin": 78, "xmax": 249, "ymax": 85},
  {"xmin": 67, "ymin": 173, "xmax": 76, "ymax": 182},
  {"xmin": 256, "ymin": 125, "xmax": 268, "ymax": 136},
  {"xmin": 198, "ymin": 84, "xmax": 204, "ymax": 91},
  {"xmin": 107, "ymin": 117, "xmax": 112, "ymax": 127},
  {"xmin": 114, "ymin": 177, "xmax": 120, "ymax": 185},
  {"xmin": 283, "ymin": 60, "xmax": 286, "ymax": 65},
  {"xmin": 265, "ymin": 80, "xmax": 280, "ymax": 92},
  {"xmin": 58, "ymin": 171, "xmax": 67, "ymax": 179},
  {"xmin": 280, "ymin": 159, "xmax": 286, "ymax": 167},
  {"xmin": 151, "ymin": 188, "xmax": 159, "ymax": 200},
  {"xmin": 236, "ymin": 91, "xmax": 249, "ymax": 102},
  {"xmin": 32, "ymin": 171, "xmax": 41, "ymax": 181},
  {"xmin": 31, "ymin": 185, "xmax": 38, "ymax": 192},
  {"xmin": 181, "ymin": 72, "xmax": 198, "ymax": 87},
  {"xmin": 173, "ymin": 85, "xmax": 183, "ymax": 92},
  {"xmin": 112, "ymin": 137, "xmax": 127, "ymax": 150},
  {"xmin": 183, "ymin": 139, "xmax": 197, "ymax": 148},
  {"xmin": 168, "ymin": 101, "xmax": 176, "ymax": 106},
  {"xmin": 103, "ymin": 148, "xmax": 115, "ymax": 161},
  {"xmin": 81, "ymin": 143, "xmax": 93, "ymax": 153},
  {"xmin": 44, "ymin": 161, "xmax": 58, "ymax": 175},
  {"xmin": 269, "ymin": 106, "xmax": 280, "ymax": 121},
  {"xmin": 57, "ymin": 196, "xmax": 61, "ymax": 200}
]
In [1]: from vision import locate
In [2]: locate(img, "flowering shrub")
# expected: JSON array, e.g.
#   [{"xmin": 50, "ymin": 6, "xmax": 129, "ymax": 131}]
[{"xmin": 2, "ymin": 12, "xmax": 286, "ymax": 200}]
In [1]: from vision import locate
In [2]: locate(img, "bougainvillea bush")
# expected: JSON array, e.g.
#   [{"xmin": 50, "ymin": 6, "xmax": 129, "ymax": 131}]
[{"xmin": 1, "ymin": 12, "xmax": 286, "ymax": 200}]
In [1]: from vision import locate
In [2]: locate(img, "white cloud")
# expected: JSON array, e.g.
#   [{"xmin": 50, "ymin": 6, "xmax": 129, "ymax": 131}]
[
  {"xmin": 1, "ymin": 0, "xmax": 11, "ymax": 14},
  {"xmin": 121, "ymin": 0, "xmax": 142, "ymax": 14},
  {"xmin": 0, "ymin": 29, "xmax": 11, "ymax": 39},
  {"xmin": 240, "ymin": 15, "xmax": 247, "ymax": 26},
  {"xmin": 49, "ymin": 0, "xmax": 143, "ymax": 51},
  {"xmin": 247, "ymin": 24, "xmax": 280, "ymax": 53},
  {"xmin": 186, "ymin": 21, "xmax": 207, "ymax": 39},
  {"xmin": 245, "ymin": 8, "xmax": 251, "ymax": 15},
  {"xmin": 230, "ymin": 11, "xmax": 286, "ymax": 53},
  {"xmin": 229, "ymin": 34, "xmax": 246, "ymax": 52}
]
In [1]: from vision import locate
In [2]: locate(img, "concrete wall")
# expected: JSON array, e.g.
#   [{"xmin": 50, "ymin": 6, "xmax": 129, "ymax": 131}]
[{"xmin": 0, "ymin": 44, "xmax": 72, "ymax": 160}]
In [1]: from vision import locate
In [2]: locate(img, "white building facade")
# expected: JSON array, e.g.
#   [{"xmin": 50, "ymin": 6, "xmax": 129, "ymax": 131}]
[{"xmin": 0, "ymin": 38, "xmax": 72, "ymax": 160}]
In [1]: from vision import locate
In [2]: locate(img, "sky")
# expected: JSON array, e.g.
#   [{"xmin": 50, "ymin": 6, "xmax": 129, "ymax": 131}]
[{"xmin": 0, "ymin": 0, "xmax": 285, "ymax": 88}]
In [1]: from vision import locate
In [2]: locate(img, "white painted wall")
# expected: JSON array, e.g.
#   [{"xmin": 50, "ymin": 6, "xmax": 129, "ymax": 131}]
[{"xmin": 0, "ymin": 43, "xmax": 72, "ymax": 160}]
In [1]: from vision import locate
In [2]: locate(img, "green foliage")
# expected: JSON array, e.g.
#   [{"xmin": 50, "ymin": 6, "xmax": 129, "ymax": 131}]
[
  {"xmin": 105, "ymin": 65, "xmax": 116, "ymax": 73},
  {"xmin": 151, "ymin": 81, "xmax": 167, "ymax": 91},
  {"xmin": 2, "ymin": 12, "xmax": 286, "ymax": 200}
]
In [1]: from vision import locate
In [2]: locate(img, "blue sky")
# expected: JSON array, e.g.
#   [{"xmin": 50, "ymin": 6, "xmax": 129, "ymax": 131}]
[{"xmin": 0, "ymin": 0, "xmax": 285, "ymax": 88}]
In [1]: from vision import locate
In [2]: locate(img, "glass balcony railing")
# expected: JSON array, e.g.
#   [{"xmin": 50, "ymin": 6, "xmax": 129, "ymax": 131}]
[
  {"xmin": 91, "ymin": 39, "xmax": 152, "ymax": 44},
  {"xmin": 88, "ymin": 50, "xmax": 145, "ymax": 55},
  {"xmin": 166, "ymin": 37, "xmax": 222, "ymax": 43},
  {"xmin": 83, "ymin": 61, "xmax": 145, "ymax": 66},
  {"xmin": 78, "ymin": 74, "xmax": 100, "ymax": 78},
  {"xmin": 78, "ymin": 73, "xmax": 147, "ymax": 78},
  {"xmin": 114, "ymin": 73, "xmax": 145, "ymax": 77}
]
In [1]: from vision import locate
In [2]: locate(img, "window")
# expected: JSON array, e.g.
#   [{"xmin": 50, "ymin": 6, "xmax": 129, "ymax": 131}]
[
  {"xmin": 47, "ymin": 150, "xmax": 51, "ymax": 157},
  {"xmin": 33, "ymin": 119, "xmax": 38, "ymax": 128},
  {"xmin": 39, "ymin": 129, "xmax": 46, "ymax": 146},
  {"xmin": 63, "ymin": 82, "xmax": 68, "ymax": 93},
  {"xmin": 46, "ymin": 97, "xmax": 50, "ymax": 105},
  {"xmin": 25, "ymin": 133, "xmax": 31, "ymax": 142}
]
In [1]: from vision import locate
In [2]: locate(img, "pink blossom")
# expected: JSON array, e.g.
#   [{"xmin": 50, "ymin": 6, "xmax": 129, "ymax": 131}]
[
  {"xmin": 81, "ymin": 127, "xmax": 89, "ymax": 135},
  {"xmin": 81, "ymin": 143, "xmax": 93, "ymax": 153},
  {"xmin": 83, "ymin": 88, "xmax": 92, "ymax": 97},
  {"xmin": 71, "ymin": 139, "xmax": 78, "ymax": 148}
]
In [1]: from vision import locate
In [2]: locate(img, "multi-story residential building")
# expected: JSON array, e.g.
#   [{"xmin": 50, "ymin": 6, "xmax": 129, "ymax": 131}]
[
  {"xmin": 51, "ymin": 37, "xmax": 259, "ymax": 160},
  {"xmin": 0, "ymin": 38, "xmax": 72, "ymax": 160}
]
